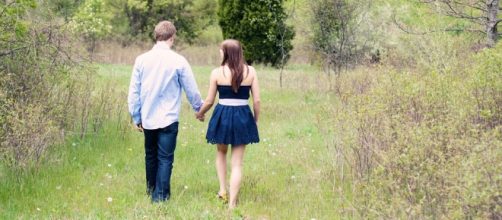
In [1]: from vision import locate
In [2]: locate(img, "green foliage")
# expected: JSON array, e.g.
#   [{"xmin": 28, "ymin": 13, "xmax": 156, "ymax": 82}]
[
  {"xmin": 218, "ymin": 0, "xmax": 295, "ymax": 66},
  {"xmin": 311, "ymin": 0, "xmax": 378, "ymax": 73},
  {"xmin": 49, "ymin": 0, "xmax": 84, "ymax": 21},
  {"xmin": 0, "ymin": 1, "xmax": 111, "ymax": 168},
  {"xmin": 69, "ymin": 0, "xmax": 112, "ymax": 52},
  {"xmin": 125, "ymin": 0, "xmax": 217, "ymax": 44},
  {"xmin": 0, "ymin": 0, "xmax": 36, "ymax": 42}
]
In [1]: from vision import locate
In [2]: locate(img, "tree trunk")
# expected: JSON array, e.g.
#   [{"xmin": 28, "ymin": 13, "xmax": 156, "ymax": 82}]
[{"xmin": 486, "ymin": 0, "xmax": 500, "ymax": 47}]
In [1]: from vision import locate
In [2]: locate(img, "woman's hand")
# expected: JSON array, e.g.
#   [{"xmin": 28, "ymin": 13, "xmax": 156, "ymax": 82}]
[{"xmin": 195, "ymin": 112, "xmax": 205, "ymax": 122}]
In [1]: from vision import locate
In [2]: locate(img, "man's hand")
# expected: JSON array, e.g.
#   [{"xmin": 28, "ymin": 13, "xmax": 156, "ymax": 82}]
[
  {"xmin": 195, "ymin": 112, "xmax": 205, "ymax": 122},
  {"xmin": 135, "ymin": 123, "xmax": 144, "ymax": 132}
]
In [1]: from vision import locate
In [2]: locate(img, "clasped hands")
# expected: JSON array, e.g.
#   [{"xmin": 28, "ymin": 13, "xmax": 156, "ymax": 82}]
[{"xmin": 195, "ymin": 112, "xmax": 205, "ymax": 122}]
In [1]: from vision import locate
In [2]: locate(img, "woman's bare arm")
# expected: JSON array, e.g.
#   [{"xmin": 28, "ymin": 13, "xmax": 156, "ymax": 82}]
[
  {"xmin": 196, "ymin": 70, "xmax": 218, "ymax": 120},
  {"xmin": 250, "ymin": 67, "xmax": 260, "ymax": 124}
]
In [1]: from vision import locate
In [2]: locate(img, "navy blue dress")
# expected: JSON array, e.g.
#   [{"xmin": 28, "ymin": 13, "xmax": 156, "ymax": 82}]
[{"xmin": 206, "ymin": 85, "xmax": 260, "ymax": 146}]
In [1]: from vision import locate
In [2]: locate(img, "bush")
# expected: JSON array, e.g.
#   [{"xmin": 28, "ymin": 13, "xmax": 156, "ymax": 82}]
[
  {"xmin": 315, "ymin": 43, "xmax": 502, "ymax": 218},
  {"xmin": 125, "ymin": 0, "xmax": 217, "ymax": 44},
  {"xmin": 0, "ymin": 2, "xmax": 117, "ymax": 168},
  {"xmin": 218, "ymin": 0, "xmax": 294, "ymax": 66}
]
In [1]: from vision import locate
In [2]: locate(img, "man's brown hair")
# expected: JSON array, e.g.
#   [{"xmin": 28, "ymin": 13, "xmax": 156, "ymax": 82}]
[{"xmin": 154, "ymin": 21, "xmax": 177, "ymax": 42}]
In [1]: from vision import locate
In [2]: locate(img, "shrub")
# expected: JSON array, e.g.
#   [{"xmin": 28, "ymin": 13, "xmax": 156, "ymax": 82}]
[
  {"xmin": 218, "ymin": 0, "xmax": 294, "ymax": 66},
  {"xmin": 316, "ymin": 43, "xmax": 502, "ymax": 218},
  {"xmin": 0, "ymin": 2, "xmax": 117, "ymax": 168}
]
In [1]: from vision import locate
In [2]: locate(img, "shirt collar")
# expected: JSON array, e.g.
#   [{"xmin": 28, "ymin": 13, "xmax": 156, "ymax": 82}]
[{"xmin": 153, "ymin": 41, "xmax": 172, "ymax": 50}]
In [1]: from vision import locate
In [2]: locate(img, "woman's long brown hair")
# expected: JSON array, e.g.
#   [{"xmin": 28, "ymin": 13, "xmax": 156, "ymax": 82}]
[{"xmin": 221, "ymin": 39, "xmax": 246, "ymax": 93}]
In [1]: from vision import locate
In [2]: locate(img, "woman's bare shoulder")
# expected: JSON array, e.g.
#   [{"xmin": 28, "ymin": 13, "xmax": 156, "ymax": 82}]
[
  {"xmin": 246, "ymin": 65, "xmax": 257, "ymax": 76},
  {"xmin": 211, "ymin": 67, "xmax": 221, "ymax": 74},
  {"xmin": 210, "ymin": 67, "xmax": 222, "ymax": 77}
]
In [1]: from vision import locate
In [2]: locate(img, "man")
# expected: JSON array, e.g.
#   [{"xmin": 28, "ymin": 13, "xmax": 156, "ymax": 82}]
[{"xmin": 127, "ymin": 21, "xmax": 203, "ymax": 202}]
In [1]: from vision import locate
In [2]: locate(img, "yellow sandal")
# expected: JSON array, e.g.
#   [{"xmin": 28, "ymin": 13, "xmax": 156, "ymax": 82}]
[{"xmin": 217, "ymin": 192, "xmax": 228, "ymax": 203}]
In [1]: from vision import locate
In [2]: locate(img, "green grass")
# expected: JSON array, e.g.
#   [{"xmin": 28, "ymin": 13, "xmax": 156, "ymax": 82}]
[{"xmin": 0, "ymin": 64, "xmax": 346, "ymax": 219}]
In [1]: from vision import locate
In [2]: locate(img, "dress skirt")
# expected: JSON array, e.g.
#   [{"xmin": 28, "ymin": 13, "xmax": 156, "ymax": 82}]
[{"xmin": 206, "ymin": 104, "xmax": 259, "ymax": 146}]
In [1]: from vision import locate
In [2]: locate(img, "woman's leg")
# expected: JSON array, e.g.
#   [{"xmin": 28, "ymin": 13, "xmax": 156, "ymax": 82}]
[
  {"xmin": 229, "ymin": 145, "xmax": 246, "ymax": 208},
  {"xmin": 216, "ymin": 144, "xmax": 228, "ymax": 196}
]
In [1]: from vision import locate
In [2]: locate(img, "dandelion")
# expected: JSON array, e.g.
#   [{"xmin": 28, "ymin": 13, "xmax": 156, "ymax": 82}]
[{"xmin": 107, "ymin": 197, "xmax": 113, "ymax": 202}]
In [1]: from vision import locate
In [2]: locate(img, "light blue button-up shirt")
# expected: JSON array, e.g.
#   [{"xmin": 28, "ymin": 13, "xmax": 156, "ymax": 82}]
[{"xmin": 127, "ymin": 42, "xmax": 203, "ymax": 130}]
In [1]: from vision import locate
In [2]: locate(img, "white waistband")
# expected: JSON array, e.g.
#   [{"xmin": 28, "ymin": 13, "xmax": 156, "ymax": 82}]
[{"xmin": 219, "ymin": 99, "xmax": 248, "ymax": 106}]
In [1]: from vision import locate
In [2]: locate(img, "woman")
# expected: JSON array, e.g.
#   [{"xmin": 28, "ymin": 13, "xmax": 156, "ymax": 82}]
[{"xmin": 196, "ymin": 39, "xmax": 260, "ymax": 209}]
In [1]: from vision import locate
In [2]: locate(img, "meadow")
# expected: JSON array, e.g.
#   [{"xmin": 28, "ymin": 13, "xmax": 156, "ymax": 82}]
[
  {"xmin": 1, "ymin": 42, "xmax": 501, "ymax": 219},
  {"xmin": 1, "ymin": 0, "xmax": 501, "ymax": 219},
  {"xmin": 0, "ymin": 64, "xmax": 345, "ymax": 219}
]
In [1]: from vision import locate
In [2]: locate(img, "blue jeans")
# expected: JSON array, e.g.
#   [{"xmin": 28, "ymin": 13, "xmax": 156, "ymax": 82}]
[{"xmin": 143, "ymin": 122, "xmax": 179, "ymax": 202}]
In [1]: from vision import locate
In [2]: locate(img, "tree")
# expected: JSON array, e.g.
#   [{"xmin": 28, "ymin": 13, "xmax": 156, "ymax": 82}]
[
  {"xmin": 125, "ymin": 0, "xmax": 217, "ymax": 44},
  {"xmin": 311, "ymin": 0, "xmax": 368, "ymax": 76},
  {"xmin": 50, "ymin": 0, "xmax": 84, "ymax": 22},
  {"xmin": 218, "ymin": 0, "xmax": 295, "ymax": 66},
  {"xmin": 418, "ymin": 0, "xmax": 501, "ymax": 47},
  {"xmin": 68, "ymin": 0, "xmax": 112, "ymax": 54}
]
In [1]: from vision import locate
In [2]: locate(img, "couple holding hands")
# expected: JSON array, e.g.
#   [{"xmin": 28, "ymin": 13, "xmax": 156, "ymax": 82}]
[{"xmin": 127, "ymin": 21, "xmax": 260, "ymax": 209}]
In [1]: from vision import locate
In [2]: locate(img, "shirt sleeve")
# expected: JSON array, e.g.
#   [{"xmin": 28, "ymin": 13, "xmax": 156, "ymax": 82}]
[
  {"xmin": 127, "ymin": 57, "xmax": 142, "ymax": 125},
  {"xmin": 178, "ymin": 60, "xmax": 203, "ymax": 112}
]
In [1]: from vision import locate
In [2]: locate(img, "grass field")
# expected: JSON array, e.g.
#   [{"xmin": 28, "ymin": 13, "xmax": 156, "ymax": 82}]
[{"xmin": 0, "ymin": 64, "xmax": 345, "ymax": 219}]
